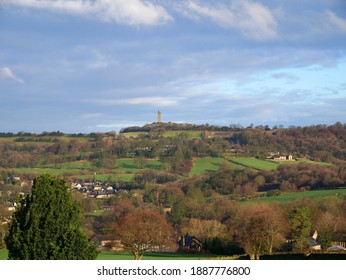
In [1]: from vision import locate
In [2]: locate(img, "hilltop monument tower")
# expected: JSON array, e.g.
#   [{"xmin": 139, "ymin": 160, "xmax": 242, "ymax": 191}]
[{"xmin": 157, "ymin": 111, "xmax": 162, "ymax": 123}]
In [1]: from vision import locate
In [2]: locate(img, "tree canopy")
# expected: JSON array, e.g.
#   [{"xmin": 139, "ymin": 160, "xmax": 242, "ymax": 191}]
[
  {"xmin": 5, "ymin": 174, "xmax": 97, "ymax": 260},
  {"xmin": 117, "ymin": 209, "xmax": 175, "ymax": 260}
]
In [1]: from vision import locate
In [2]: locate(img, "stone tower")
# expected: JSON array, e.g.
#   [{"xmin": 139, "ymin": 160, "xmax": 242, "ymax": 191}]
[{"xmin": 157, "ymin": 111, "xmax": 162, "ymax": 123}]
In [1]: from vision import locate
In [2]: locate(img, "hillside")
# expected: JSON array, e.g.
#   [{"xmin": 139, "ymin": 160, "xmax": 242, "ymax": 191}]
[{"xmin": 0, "ymin": 123, "xmax": 345, "ymax": 179}]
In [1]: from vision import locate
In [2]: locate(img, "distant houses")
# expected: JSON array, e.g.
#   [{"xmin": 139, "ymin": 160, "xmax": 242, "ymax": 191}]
[
  {"xmin": 307, "ymin": 231, "xmax": 321, "ymax": 251},
  {"xmin": 70, "ymin": 181, "xmax": 124, "ymax": 199},
  {"xmin": 267, "ymin": 153, "xmax": 294, "ymax": 161}
]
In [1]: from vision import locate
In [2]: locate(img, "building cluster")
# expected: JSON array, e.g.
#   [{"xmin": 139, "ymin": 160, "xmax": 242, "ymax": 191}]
[
  {"xmin": 70, "ymin": 181, "xmax": 124, "ymax": 199},
  {"xmin": 267, "ymin": 152, "xmax": 294, "ymax": 161}
]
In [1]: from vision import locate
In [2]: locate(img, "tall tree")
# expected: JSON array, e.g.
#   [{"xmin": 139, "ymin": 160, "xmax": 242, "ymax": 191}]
[
  {"xmin": 5, "ymin": 174, "xmax": 97, "ymax": 260},
  {"xmin": 288, "ymin": 207, "xmax": 312, "ymax": 252},
  {"xmin": 236, "ymin": 204, "xmax": 286, "ymax": 259},
  {"xmin": 117, "ymin": 210, "xmax": 175, "ymax": 260}
]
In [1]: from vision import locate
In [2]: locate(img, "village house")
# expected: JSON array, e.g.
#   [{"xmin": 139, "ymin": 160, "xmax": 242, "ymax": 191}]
[
  {"xmin": 92, "ymin": 235, "xmax": 123, "ymax": 251},
  {"xmin": 307, "ymin": 231, "xmax": 321, "ymax": 251},
  {"xmin": 178, "ymin": 235, "xmax": 203, "ymax": 252},
  {"xmin": 267, "ymin": 153, "xmax": 293, "ymax": 161}
]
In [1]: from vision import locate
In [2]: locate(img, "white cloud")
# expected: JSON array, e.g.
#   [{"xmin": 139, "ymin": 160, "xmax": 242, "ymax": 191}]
[
  {"xmin": 327, "ymin": 10, "xmax": 346, "ymax": 32},
  {"xmin": 0, "ymin": 67, "xmax": 24, "ymax": 84},
  {"xmin": 177, "ymin": 0, "xmax": 277, "ymax": 40},
  {"xmin": 6, "ymin": 0, "xmax": 173, "ymax": 26},
  {"xmin": 89, "ymin": 96, "xmax": 179, "ymax": 107}
]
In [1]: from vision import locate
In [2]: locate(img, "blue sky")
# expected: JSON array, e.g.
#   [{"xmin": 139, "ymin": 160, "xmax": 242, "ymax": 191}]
[{"xmin": 0, "ymin": 0, "xmax": 345, "ymax": 133}]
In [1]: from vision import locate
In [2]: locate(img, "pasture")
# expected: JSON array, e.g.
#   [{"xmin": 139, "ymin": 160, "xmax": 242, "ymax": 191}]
[
  {"xmin": 189, "ymin": 157, "xmax": 248, "ymax": 176},
  {"xmin": 229, "ymin": 157, "xmax": 278, "ymax": 171},
  {"xmin": 189, "ymin": 157, "xmax": 227, "ymax": 176},
  {"xmin": 0, "ymin": 250, "xmax": 220, "ymax": 260},
  {"xmin": 228, "ymin": 157, "xmax": 332, "ymax": 171},
  {"xmin": 13, "ymin": 159, "xmax": 163, "ymax": 183},
  {"xmin": 96, "ymin": 251, "xmax": 220, "ymax": 260},
  {"xmin": 243, "ymin": 188, "xmax": 346, "ymax": 204}
]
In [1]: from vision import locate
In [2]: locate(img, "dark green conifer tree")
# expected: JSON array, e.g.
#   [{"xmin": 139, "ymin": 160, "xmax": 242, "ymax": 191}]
[{"xmin": 5, "ymin": 174, "xmax": 97, "ymax": 259}]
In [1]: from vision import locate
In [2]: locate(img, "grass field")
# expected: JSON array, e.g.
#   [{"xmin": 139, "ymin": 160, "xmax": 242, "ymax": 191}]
[
  {"xmin": 13, "ymin": 159, "xmax": 163, "ymax": 182},
  {"xmin": 15, "ymin": 168, "xmax": 84, "ymax": 176},
  {"xmin": 229, "ymin": 157, "xmax": 279, "ymax": 171},
  {"xmin": 189, "ymin": 157, "xmax": 251, "ymax": 176},
  {"xmin": 162, "ymin": 130, "xmax": 203, "ymax": 139},
  {"xmin": 189, "ymin": 157, "xmax": 226, "ymax": 176},
  {"xmin": 228, "ymin": 157, "xmax": 331, "ymax": 171},
  {"xmin": 0, "ymin": 249, "xmax": 8, "ymax": 260},
  {"xmin": 59, "ymin": 160, "xmax": 93, "ymax": 169},
  {"xmin": 243, "ymin": 188, "xmax": 346, "ymax": 204},
  {"xmin": 0, "ymin": 250, "xmax": 220, "ymax": 260},
  {"xmin": 116, "ymin": 159, "xmax": 161, "ymax": 172},
  {"xmin": 96, "ymin": 251, "xmax": 220, "ymax": 260}
]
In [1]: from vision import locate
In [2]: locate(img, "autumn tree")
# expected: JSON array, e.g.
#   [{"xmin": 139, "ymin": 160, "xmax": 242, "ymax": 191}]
[
  {"xmin": 117, "ymin": 210, "xmax": 175, "ymax": 260},
  {"xmin": 314, "ymin": 197, "xmax": 346, "ymax": 247},
  {"xmin": 236, "ymin": 204, "xmax": 286, "ymax": 259},
  {"xmin": 5, "ymin": 174, "xmax": 97, "ymax": 260}
]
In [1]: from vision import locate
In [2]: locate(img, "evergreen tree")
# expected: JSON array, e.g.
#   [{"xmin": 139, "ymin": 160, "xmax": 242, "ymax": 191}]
[
  {"xmin": 5, "ymin": 174, "xmax": 97, "ymax": 260},
  {"xmin": 288, "ymin": 207, "xmax": 312, "ymax": 252}
]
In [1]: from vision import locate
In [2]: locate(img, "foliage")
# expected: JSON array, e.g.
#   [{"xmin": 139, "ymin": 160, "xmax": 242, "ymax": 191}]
[
  {"xmin": 267, "ymin": 189, "xmax": 281, "ymax": 197},
  {"xmin": 288, "ymin": 207, "xmax": 312, "ymax": 252},
  {"xmin": 235, "ymin": 204, "xmax": 286, "ymax": 259},
  {"xmin": 5, "ymin": 174, "xmax": 97, "ymax": 259},
  {"xmin": 117, "ymin": 210, "xmax": 175, "ymax": 260}
]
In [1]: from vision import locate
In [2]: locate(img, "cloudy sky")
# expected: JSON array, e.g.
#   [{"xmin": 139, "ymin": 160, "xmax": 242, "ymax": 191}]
[{"xmin": 1, "ymin": 0, "xmax": 345, "ymax": 133}]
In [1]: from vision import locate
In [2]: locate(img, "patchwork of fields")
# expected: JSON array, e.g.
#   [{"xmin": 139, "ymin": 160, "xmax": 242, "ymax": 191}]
[
  {"xmin": 14, "ymin": 159, "xmax": 163, "ymax": 182},
  {"xmin": 11, "ymin": 156, "xmax": 332, "ymax": 182}
]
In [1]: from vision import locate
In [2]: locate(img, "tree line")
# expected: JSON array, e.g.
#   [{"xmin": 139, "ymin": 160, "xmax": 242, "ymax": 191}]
[{"xmin": 91, "ymin": 179, "xmax": 346, "ymax": 259}]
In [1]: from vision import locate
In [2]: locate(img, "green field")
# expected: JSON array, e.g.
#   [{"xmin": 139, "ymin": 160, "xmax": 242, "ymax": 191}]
[
  {"xmin": 229, "ymin": 157, "xmax": 278, "ymax": 171},
  {"xmin": 243, "ymin": 188, "xmax": 346, "ymax": 204},
  {"xmin": 15, "ymin": 167, "xmax": 84, "ymax": 176},
  {"xmin": 13, "ymin": 159, "xmax": 163, "ymax": 182},
  {"xmin": 116, "ymin": 159, "xmax": 162, "ymax": 172},
  {"xmin": 0, "ymin": 250, "xmax": 220, "ymax": 260},
  {"xmin": 162, "ymin": 130, "xmax": 203, "ymax": 139},
  {"xmin": 227, "ymin": 157, "xmax": 331, "ymax": 171},
  {"xmin": 59, "ymin": 160, "xmax": 94, "ymax": 169},
  {"xmin": 96, "ymin": 251, "xmax": 220, "ymax": 260},
  {"xmin": 189, "ymin": 157, "xmax": 227, "ymax": 176},
  {"xmin": 0, "ymin": 249, "xmax": 8, "ymax": 260}
]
